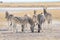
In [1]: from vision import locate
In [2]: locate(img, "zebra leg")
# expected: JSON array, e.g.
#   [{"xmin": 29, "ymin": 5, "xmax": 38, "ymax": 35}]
[
  {"xmin": 13, "ymin": 23, "xmax": 16, "ymax": 33},
  {"xmin": 21, "ymin": 25, "xmax": 24, "ymax": 32},
  {"xmin": 8, "ymin": 21, "xmax": 10, "ymax": 26},
  {"xmin": 10, "ymin": 21, "xmax": 12, "ymax": 26},
  {"xmin": 48, "ymin": 20, "xmax": 50, "ymax": 24},
  {"xmin": 30, "ymin": 25, "xmax": 34, "ymax": 32},
  {"xmin": 38, "ymin": 24, "xmax": 41, "ymax": 33}
]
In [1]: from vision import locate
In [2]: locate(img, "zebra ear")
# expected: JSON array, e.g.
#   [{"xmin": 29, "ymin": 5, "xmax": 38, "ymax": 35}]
[
  {"xmin": 43, "ymin": 7, "xmax": 47, "ymax": 9},
  {"xmin": 5, "ymin": 11, "xmax": 9, "ymax": 18},
  {"xmin": 34, "ymin": 10, "xmax": 36, "ymax": 14}
]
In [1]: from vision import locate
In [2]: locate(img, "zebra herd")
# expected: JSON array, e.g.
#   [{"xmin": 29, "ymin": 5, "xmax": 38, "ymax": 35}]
[{"xmin": 5, "ymin": 8, "xmax": 52, "ymax": 33}]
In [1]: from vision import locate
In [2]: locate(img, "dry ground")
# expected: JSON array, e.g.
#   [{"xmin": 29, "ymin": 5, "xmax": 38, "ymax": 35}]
[{"xmin": 0, "ymin": 20, "xmax": 60, "ymax": 40}]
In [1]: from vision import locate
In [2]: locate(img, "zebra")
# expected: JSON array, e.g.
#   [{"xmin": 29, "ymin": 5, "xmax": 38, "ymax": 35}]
[
  {"xmin": 5, "ymin": 11, "xmax": 13, "ymax": 26},
  {"xmin": 37, "ymin": 13, "xmax": 45, "ymax": 32},
  {"xmin": 43, "ymin": 8, "xmax": 52, "ymax": 24}
]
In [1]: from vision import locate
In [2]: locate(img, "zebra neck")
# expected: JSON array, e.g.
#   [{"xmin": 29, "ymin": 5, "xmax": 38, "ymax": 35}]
[
  {"xmin": 44, "ymin": 9, "xmax": 47, "ymax": 15},
  {"xmin": 44, "ymin": 13, "xmax": 47, "ymax": 15}
]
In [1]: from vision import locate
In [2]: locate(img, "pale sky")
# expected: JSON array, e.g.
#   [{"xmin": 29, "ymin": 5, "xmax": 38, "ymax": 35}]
[{"xmin": 0, "ymin": 0, "xmax": 60, "ymax": 2}]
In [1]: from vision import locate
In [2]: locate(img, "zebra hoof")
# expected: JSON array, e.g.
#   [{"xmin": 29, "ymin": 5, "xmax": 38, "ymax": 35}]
[
  {"xmin": 38, "ymin": 30, "xmax": 40, "ymax": 33},
  {"xmin": 31, "ymin": 31, "xmax": 34, "ymax": 33},
  {"xmin": 22, "ymin": 30, "xmax": 24, "ymax": 32},
  {"xmin": 21, "ymin": 29, "xmax": 24, "ymax": 32}
]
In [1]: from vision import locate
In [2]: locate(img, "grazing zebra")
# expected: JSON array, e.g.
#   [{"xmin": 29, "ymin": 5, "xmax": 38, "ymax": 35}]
[
  {"xmin": 43, "ymin": 8, "xmax": 52, "ymax": 24},
  {"xmin": 12, "ymin": 14, "xmax": 35, "ymax": 32}
]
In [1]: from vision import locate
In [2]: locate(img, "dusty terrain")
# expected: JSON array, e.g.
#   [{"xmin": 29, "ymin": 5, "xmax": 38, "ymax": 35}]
[{"xmin": 0, "ymin": 20, "xmax": 60, "ymax": 40}]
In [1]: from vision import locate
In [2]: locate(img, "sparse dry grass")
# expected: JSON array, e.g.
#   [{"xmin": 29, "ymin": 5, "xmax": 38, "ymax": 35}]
[
  {"xmin": 0, "ymin": 2, "xmax": 60, "ymax": 7},
  {"xmin": 0, "ymin": 9, "xmax": 60, "ymax": 22}
]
